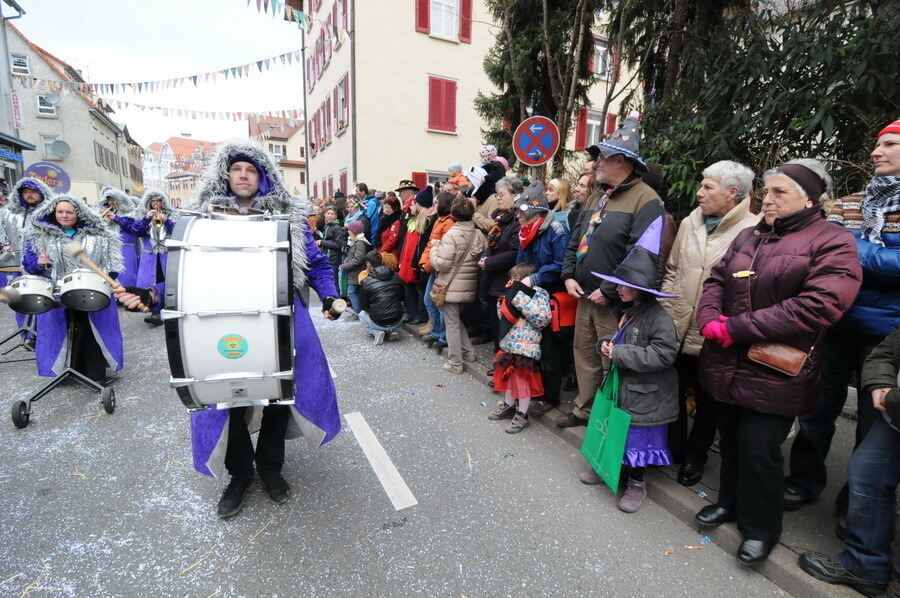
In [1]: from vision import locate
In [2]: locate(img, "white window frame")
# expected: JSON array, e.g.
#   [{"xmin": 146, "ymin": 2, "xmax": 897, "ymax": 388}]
[
  {"xmin": 430, "ymin": 0, "xmax": 459, "ymax": 40},
  {"xmin": 10, "ymin": 54, "xmax": 29, "ymax": 75},
  {"xmin": 586, "ymin": 110, "xmax": 605, "ymax": 148},
  {"xmin": 592, "ymin": 39, "xmax": 611, "ymax": 79},
  {"xmin": 41, "ymin": 135, "xmax": 59, "ymax": 160},
  {"xmin": 36, "ymin": 95, "xmax": 57, "ymax": 117}
]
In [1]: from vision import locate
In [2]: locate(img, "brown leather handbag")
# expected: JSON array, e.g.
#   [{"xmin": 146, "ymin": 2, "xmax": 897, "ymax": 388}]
[
  {"xmin": 429, "ymin": 231, "xmax": 476, "ymax": 308},
  {"xmin": 747, "ymin": 342, "xmax": 810, "ymax": 377}
]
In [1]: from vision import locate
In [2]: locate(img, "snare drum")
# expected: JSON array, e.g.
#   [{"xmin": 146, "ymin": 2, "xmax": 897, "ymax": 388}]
[
  {"xmin": 59, "ymin": 269, "xmax": 112, "ymax": 312},
  {"xmin": 8, "ymin": 275, "xmax": 55, "ymax": 314},
  {"xmin": 163, "ymin": 214, "xmax": 294, "ymax": 411}
]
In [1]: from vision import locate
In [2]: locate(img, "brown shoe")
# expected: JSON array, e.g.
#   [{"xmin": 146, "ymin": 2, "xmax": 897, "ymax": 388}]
[
  {"xmin": 556, "ymin": 412, "xmax": 588, "ymax": 428},
  {"xmin": 488, "ymin": 403, "xmax": 515, "ymax": 420},
  {"xmin": 529, "ymin": 399, "xmax": 554, "ymax": 415},
  {"xmin": 505, "ymin": 412, "xmax": 530, "ymax": 434},
  {"xmin": 417, "ymin": 321, "xmax": 433, "ymax": 336}
]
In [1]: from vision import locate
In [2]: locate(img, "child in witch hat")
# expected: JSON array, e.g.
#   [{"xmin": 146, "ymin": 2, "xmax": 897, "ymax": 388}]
[{"xmin": 588, "ymin": 215, "xmax": 680, "ymax": 513}]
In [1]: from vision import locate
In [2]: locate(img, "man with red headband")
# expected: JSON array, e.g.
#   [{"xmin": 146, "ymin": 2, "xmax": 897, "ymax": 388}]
[{"xmin": 785, "ymin": 120, "xmax": 900, "ymax": 521}]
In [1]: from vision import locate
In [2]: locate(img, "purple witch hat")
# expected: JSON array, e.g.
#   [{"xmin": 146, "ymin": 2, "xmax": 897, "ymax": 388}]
[{"xmin": 592, "ymin": 215, "xmax": 676, "ymax": 298}]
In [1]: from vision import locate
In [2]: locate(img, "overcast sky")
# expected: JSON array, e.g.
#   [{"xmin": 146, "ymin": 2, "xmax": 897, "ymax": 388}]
[{"xmin": 7, "ymin": 0, "xmax": 306, "ymax": 146}]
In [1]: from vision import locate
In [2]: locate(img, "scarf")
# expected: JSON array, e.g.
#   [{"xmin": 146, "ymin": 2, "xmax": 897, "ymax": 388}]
[
  {"xmin": 575, "ymin": 191, "xmax": 612, "ymax": 262},
  {"xmin": 518, "ymin": 216, "xmax": 543, "ymax": 250},
  {"xmin": 487, "ymin": 209, "xmax": 514, "ymax": 249},
  {"xmin": 704, "ymin": 215, "xmax": 723, "ymax": 235},
  {"xmin": 861, "ymin": 176, "xmax": 900, "ymax": 245}
]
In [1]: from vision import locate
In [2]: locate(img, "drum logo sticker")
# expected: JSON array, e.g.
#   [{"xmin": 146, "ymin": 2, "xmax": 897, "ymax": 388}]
[{"xmin": 218, "ymin": 334, "xmax": 248, "ymax": 359}]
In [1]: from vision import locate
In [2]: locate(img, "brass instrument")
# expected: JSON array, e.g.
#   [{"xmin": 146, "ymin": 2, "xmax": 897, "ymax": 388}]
[{"xmin": 151, "ymin": 209, "xmax": 165, "ymax": 227}]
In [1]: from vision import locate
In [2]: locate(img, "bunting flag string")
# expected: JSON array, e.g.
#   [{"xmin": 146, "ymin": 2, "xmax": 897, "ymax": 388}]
[
  {"xmin": 13, "ymin": 49, "xmax": 302, "ymax": 96},
  {"xmin": 243, "ymin": 0, "xmax": 347, "ymax": 44}
]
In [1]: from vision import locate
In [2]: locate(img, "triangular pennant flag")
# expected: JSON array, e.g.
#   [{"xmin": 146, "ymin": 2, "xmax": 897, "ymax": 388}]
[
  {"xmin": 244, "ymin": 64, "xmax": 250, "ymax": 77},
  {"xmin": 231, "ymin": 67, "xmax": 238, "ymax": 78},
  {"xmin": 263, "ymin": 0, "xmax": 269, "ymax": 12},
  {"xmin": 190, "ymin": 75, "xmax": 198, "ymax": 86},
  {"xmin": 256, "ymin": 0, "xmax": 262, "ymax": 11},
  {"xmin": 287, "ymin": 52, "xmax": 293, "ymax": 65},
  {"xmin": 257, "ymin": 60, "xmax": 264, "ymax": 73}
]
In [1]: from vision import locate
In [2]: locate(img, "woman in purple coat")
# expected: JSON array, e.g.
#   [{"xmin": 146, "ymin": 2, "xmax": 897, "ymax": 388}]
[
  {"xmin": 22, "ymin": 194, "xmax": 124, "ymax": 381},
  {"xmin": 131, "ymin": 189, "xmax": 175, "ymax": 326},
  {"xmin": 98, "ymin": 186, "xmax": 138, "ymax": 287},
  {"xmin": 693, "ymin": 159, "xmax": 862, "ymax": 566}
]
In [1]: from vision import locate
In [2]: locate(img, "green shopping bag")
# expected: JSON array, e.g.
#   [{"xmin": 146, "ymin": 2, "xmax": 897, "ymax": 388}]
[{"xmin": 579, "ymin": 365, "xmax": 632, "ymax": 493}]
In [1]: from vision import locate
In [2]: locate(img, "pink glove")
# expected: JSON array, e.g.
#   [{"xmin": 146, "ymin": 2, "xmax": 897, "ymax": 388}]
[
  {"xmin": 701, "ymin": 321, "xmax": 723, "ymax": 341},
  {"xmin": 702, "ymin": 320, "xmax": 734, "ymax": 348}
]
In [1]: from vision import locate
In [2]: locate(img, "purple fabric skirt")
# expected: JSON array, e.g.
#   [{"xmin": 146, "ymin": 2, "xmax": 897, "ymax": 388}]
[{"xmin": 623, "ymin": 424, "xmax": 673, "ymax": 468}]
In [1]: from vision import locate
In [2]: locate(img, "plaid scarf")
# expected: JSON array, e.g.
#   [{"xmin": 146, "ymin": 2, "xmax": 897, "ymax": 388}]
[
  {"xmin": 862, "ymin": 176, "xmax": 900, "ymax": 246},
  {"xmin": 487, "ymin": 209, "xmax": 514, "ymax": 249}
]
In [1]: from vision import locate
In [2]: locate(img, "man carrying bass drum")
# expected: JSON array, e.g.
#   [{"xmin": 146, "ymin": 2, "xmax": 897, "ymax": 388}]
[{"xmin": 115, "ymin": 140, "xmax": 342, "ymax": 519}]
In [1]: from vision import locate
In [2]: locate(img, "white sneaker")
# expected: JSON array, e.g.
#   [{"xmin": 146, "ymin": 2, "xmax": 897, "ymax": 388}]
[{"xmin": 374, "ymin": 331, "xmax": 386, "ymax": 346}]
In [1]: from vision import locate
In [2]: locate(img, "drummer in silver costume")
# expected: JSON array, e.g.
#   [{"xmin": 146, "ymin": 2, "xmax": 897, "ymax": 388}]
[{"xmin": 22, "ymin": 194, "xmax": 124, "ymax": 382}]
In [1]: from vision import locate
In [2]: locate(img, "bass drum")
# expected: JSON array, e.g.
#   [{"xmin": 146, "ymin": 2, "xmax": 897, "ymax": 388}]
[{"xmin": 163, "ymin": 213, "xmax": 294, "ymax": 411}]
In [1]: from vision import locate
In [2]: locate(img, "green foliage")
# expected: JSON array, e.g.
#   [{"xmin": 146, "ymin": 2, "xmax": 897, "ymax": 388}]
[
  {"xmin": 607, "ymin": 0, "xmax": 900, "ymax": 219},
  {"xmin": 475, "ymin": 0, "xmax": 602, "ymax": 174}
]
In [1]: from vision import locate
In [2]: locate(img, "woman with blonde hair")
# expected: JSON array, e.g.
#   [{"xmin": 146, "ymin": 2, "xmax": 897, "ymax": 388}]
[{"xmin": 547, "ymin": 178, "xmax": 572, "ymax": 230}]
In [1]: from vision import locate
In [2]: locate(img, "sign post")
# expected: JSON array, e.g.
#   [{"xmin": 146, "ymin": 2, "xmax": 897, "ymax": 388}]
[{"xmin": 512, "ymin": 116, "xmax": 561, "ymax": 168}]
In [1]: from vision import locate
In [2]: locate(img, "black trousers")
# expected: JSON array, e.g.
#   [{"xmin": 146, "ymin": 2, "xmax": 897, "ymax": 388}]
[
  {"xmin": 669, "ymin": 353, "xmax": 718, "ymax": 465},
  {"xmin": 69, "ymin": 309, "xmax": 107, "ymax": 382},
  {"xmin": 224, "ymin": 405, "xmax": 291, "ymax": 479},
  {"xmin": 540, "ymin": 327, "xmax": 573, "ymax": 406},
  {"xmin": 715, "ymin": 402, "xmax": 793, "ymax": 542}
]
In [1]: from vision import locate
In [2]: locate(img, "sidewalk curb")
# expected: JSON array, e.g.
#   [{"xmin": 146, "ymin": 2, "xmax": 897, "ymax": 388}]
[{"xmin": 403, "ymin": 322, "xmax": 847, "ymax": 598}]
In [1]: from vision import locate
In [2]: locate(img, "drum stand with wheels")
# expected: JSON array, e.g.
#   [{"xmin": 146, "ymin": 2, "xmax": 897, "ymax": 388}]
[
  {"xmin": 0, "ymin": 313, "xmax": 37, "ymax": 364},
  {"xmin": 11, "ymin": 318, "xmax": 115, "ymax": 428}
]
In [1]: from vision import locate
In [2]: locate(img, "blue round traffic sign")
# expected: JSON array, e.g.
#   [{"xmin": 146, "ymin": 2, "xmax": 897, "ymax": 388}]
[{"xmin": 513, "ymin": 116, "xmax": 560, "ymax": 167}]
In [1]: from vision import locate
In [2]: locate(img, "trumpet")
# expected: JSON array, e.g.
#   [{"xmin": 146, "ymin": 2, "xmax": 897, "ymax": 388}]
[{"xmin": 151, "ymin": 209, "xmax": 165, "ymax": 227}]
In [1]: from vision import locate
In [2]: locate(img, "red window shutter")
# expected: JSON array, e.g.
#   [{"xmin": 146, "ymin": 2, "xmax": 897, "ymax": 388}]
[
  {"xmin": 329, "ymin": 176, "xmax": 335, "ymax": 197},
  {"xmin": 428, "ymin": 76, "xmax": 443, "ymax": 130},
  {"xmin": 588, "ymin": 39, "xmax": 595, "ymax": 72},
  {"xmin": 605, "ymin": 112, "xmax": 618, "ymax": 135},
  {"xmin": 333, "ymin": 87, "xmax": 339, "ymax": 125},
  {"xmin": 332, "ymin": 4, "xmax": 337, "ymax": 31},
  {"xmin": 459, "ymin": 0, "xmax": 472, "ymax": 43},
  {"xmin": 411, "ymin": 172, "xmax": 428, "ymax": 190},
  {"xmin": 342, "ymin": 73, "xmax": 349, "ymax": 127},
  {"xmin": 574, "ymin": 108, "xmax": 588, "ymax": 150},
  {"xmin": 415, "ymin": 0, "xmax": 429, "ymax": 33},
  {"xmin": 313, "ymin": 182, "xmax": 318, "ymax": 198},
  {"xmin": 342, "ymin": 0, "xmax": 348, "ymax": 30},
  {"xmin": 340, "ymin": 170, "xmax": 348, "ymax": 194},
  {"xmin": 444, "ymin": 79, "xmax": 457, "ymax": 132}
]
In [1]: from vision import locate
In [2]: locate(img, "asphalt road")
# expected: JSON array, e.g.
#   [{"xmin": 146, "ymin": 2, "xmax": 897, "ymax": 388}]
[{"xmin": 0, "ymin": 302, "xmax": 789, "ymax": 597}]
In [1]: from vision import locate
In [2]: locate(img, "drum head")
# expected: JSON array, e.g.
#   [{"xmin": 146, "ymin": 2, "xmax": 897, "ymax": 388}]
[
  {"xmin": 60, "ymin": 290, "xmax": 111, "ymax": 312},
  {"xmin": 12, "ymin": 294, "xmax": 55, "ymax": 315}
]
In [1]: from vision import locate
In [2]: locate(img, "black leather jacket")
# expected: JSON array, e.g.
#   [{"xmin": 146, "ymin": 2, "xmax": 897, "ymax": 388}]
[{"xmin": 359, "ymin": 265, "xmax": 404, "ymax": 325}]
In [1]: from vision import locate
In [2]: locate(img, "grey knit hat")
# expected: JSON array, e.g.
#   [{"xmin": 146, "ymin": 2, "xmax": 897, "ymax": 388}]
[{"xmin": 514, "ymin": 180, "xmax": 551, "ymax": 219}]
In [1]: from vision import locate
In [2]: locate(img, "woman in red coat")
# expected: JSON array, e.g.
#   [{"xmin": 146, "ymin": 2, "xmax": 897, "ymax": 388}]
[{"xmin": 693, "ymin": 159, "xmax": 862, "ymax": 566}]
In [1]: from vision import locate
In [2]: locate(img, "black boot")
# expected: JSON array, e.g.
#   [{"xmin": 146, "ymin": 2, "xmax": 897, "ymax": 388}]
[
  {"xmin": 217, "ymin": 475, "xmax": 254, "ymax": 519},
  {"xmin": 260, "ymin": 473, "xmax": 291, "ymax": 504}
]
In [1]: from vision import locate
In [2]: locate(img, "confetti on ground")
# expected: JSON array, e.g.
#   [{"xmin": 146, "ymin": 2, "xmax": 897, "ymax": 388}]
[
  {"xmin": 465, "ymin": 449, "xmax": 473, "ymax": 471},
  {"xmin": 700, "ymin": 535, "xmax": 713, "ymax": 544},
  {"xmin": 68, "ymin": 472, "xmax": 86, "ymax": 478},
  {"xmin": 169, "ymin": 514, "xmax": 189, "ymax": 520},
  {"xmin": 503, "ymin": 452, "xmax": 515, "ymax": 458},
  {"xmin": 480, "ymin": 402, "xmax": 487, "ymax": 407},
  {"xmin": 684, "ymin": 545, "xmax": 704, "ymax": 550},
  {"xmin": 694, "ymin": 490, "xmax": 708, "ymax": 498},
  {"xmin": 664, "ymin": 548, "xmax": 674, "ymax": 556},
  {"xmin": 435, "ymin": 384, "xmax": 444, "ymax": 388}
]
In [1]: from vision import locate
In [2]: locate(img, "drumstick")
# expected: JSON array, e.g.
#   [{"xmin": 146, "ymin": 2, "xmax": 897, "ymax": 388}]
[
  {"xmin": 0, "ymin": 287, "xmax": 20, "ymax": 305},
  {"xmin": 63, "ymin": 242, "xmax": 150, "ymax": 312}
]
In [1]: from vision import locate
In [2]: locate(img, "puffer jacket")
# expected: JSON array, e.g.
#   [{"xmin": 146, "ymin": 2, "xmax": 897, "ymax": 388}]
[
  {"xmin": 420, "ymin": 215, "xmax": 455, "ymax": 274},
  {"xmin": 660, "ymin": 197, "xmax": 759, "ymax": 356},
  {"xmin": 359, "ymin": 265, "xmax": 404, "ymax": 325},
  {"xmin": 517, "ymin": 213, "xmax": 570, "ymax": 294},
  {"xmin": 606, "ymin": 298, "xmax": 680, "ymax": 426},
  {"xmin": 828, "ymin": 192, "xmax": 900, "ymax": 337},
  {"xmin": 698, "ymin": 207, "xmax": 863, "ymax": 417},
  {"xmin": 430, "ymin": 220, "xmax": 485, "ymax": 303},
  {"xmin": 482, "ymin": 209, "xmax": 519, "ymax": 297},
  {"xmin": 497, "ymin": 282, "xmax": 552, "ymax": 360},
  {"xmin": 473, "ymin": 193, "xmax": 499, "ymax": 234}
]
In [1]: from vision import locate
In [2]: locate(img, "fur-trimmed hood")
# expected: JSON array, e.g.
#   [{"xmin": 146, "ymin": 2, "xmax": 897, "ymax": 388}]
[
  {"xmin": 8, "ymin": 177, "xmax": 54, "ymax": 215},
  {"xmin": 136, "ymin": 188, "xmax": 174, "ymax": 216},
  {"xmin": 24, "ymin": 193, "xmax": 124, "ymax": 280},
  {"xmin": 189, "ymin": 139, "xmax": 292, "ymax": 214},
  {"xmin": 99, "ymin": 186, "xmax": 135, "ymax": 214}
]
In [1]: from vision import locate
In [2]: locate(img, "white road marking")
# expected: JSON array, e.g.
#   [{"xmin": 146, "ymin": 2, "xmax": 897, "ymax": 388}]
[{"xmin": 344, "ymin": 411, "xmax": 418, "ymax": 511}]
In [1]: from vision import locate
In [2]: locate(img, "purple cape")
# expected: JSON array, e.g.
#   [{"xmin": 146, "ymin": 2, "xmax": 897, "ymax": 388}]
[{"xmin": 34, "ymin": 301, "xmax": 124, "ymax": 377}]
